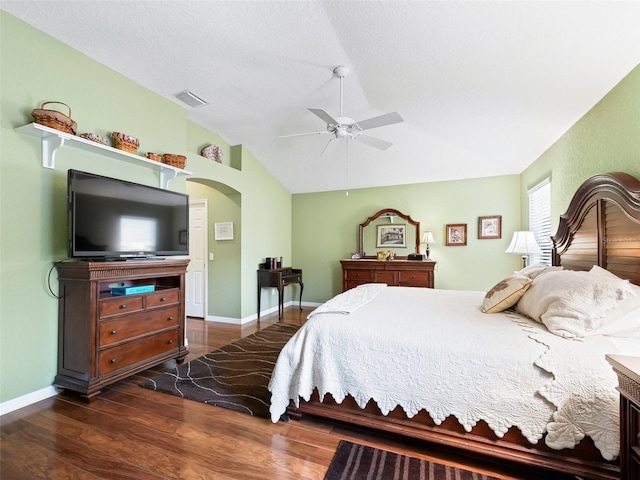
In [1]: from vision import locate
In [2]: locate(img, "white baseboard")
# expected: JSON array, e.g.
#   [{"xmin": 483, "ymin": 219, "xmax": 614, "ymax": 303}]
[
  {"xmin": 0, "ymin": 386, "xmax": 58, "ymax": 416},
  {"xmin": 204, "ymin": 301, "xmax": 322, "ymax": 326}
]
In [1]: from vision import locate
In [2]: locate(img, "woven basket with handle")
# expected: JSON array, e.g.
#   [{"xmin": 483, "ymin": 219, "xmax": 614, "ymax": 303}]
[{"xmin": 31, "ymin": 101, "xmax": 77, "ymax": 135}]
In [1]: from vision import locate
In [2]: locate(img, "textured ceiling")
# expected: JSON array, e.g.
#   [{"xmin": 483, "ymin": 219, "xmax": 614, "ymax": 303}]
[{"xmin": 3, "ymin": 1, "xmax": 639, "ymax": 193}]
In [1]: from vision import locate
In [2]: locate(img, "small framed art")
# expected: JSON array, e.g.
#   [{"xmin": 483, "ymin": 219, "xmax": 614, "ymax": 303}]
[
  {"xmin": 377, "ymin": 224, "xmax": 407, "ymax": 248},
  {"xmin": 445, "ymin": 224, "xmax": 467, "ymax": 246},
  {"xmin": 214, "ymin": 222, "xmax": 234, "ymax": 240},
  {"xmin": 478, "ymin": 215, "xmax": 502, "ymax": 239}
]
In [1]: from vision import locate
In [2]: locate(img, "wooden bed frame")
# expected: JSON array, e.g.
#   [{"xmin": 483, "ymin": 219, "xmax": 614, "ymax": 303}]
[{"xmin": 287, "ymin": 172, "xmax": 640, "ymax": 480}]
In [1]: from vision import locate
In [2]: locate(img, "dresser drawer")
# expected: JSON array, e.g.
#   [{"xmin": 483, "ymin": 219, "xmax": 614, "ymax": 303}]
[
  {"xmin": 345, "ymin": 269, "xmax": 373, "ymax": 282},
  {"xmin": 99, "ymin": 307, "xmax": 180, "ymax": 347},
  {"xmin": 99, "ymin": 330, "xmax": 179, "ymax": 375},
  {"xmin": 374, "ymin": 271, "xmax": 397, "ymax": 284},
  {"xmin": 146, "ymin": 289, "xmax": 180, "ymax": 308},
  {"xmin": 100, "ymin": 296, "xmax": 144, "ymax": 318},
  {"xmin": 398, "ymin": 270, "xmax": 430, "ymax": 286}
]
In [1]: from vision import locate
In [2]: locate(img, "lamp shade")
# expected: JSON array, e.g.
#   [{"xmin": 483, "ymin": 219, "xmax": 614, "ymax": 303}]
[
  {"xmin": 505, "ymin": 231, "xmax": 542, "ymax": 255},
  {"xmin": 421, "ymin": 231, "xmax": 435, "ymax": 244}
]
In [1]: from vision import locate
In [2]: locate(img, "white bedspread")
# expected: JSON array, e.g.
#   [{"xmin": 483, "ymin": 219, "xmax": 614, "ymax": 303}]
[{"xmin": 268, "ymin": 285, "xmax": 640, "ymax": 460}]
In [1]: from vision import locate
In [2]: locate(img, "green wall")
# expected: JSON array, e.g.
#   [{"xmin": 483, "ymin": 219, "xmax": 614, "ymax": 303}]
[
  {"xmin": 0, "ymin": 12, "xmax": 291, "ymax": 405},
  {"xmin": 292, "ymin": 175, "xmax": 523, "ymax": 302},
  {"xmin": 520, "ymin": 63, "xmax": 640, "ymax": 229}
]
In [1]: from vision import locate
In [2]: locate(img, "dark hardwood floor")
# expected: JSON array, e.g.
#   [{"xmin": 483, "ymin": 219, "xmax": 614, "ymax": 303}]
[{"xmin": 1, "ymin": 307, "xmax": 577, "ymax": 479}]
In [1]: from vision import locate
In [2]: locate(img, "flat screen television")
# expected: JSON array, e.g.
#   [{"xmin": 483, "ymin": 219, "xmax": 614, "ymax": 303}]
[{"xmin": 67, "ymin": 169, "xmax": 189, "ymax": 259}]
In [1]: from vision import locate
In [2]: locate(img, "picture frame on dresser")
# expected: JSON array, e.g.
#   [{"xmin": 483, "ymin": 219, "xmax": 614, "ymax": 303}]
[{"xmin": 376, "ymin": 224, "xmax": 406, "ymax": 247}]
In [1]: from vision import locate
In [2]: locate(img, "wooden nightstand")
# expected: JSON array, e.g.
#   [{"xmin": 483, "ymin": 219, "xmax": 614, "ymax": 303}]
[{"xmin": 606, "ymin": 354, "xmax": 640, "ymax": 480}]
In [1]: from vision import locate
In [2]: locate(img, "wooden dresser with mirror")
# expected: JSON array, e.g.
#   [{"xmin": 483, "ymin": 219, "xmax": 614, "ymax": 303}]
[{"xmin": 341, "ymin": 208, "xmax": 436, "ymax": 292}]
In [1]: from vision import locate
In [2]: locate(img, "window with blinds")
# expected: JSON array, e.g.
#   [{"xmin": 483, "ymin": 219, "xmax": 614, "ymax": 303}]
[{"xmin": 528, "ymin": 179, "xmax": 552, "ymax": 265}]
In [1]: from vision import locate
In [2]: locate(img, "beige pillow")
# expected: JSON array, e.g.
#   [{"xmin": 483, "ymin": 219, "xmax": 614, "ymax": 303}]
[
  {"xmin": 482, "ymin": 274, "xmax": 533, "ymax": 313},
  {"xmin": 516, "ymin": 270, "xmax": 633, "ymax": 338},
  {"xmin": 516, "ymin": 264, "xmax": 563, "ymax": 280}
]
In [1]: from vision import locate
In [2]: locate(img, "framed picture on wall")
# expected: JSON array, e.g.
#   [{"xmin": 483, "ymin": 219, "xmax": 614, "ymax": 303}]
[
  {"xmin": 478, "ymin": 215, "xmax": 502, "ymax": 239},
  {"xmin": 214, "ymin": 222, "xmax": 234, "ymax": 240},
  {"xmin": 445, "ymin": 224, "xmax": 467, "ymax": 246}
]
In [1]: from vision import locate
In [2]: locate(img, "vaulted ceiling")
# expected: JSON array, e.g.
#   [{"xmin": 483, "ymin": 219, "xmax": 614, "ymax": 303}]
[{"xmin": 3, "ymin": 1, "xmax": 639, "ymax": 193}]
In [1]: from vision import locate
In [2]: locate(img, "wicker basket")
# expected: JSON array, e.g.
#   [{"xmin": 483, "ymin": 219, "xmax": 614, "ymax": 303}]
[
  {"xmin": 31, "ymin": 101, "xmax": 77, "ymax": 135},
  {"xmin": 112, "ymin": 132, "xmax": 139, "ymax": 154},
  {"xmin": 163, "ymin": 154, "xmax": 186, "ymax": 169},
  {"xmin": 145, "ymin": 152, "xmax": 162, "ymax": 162}
]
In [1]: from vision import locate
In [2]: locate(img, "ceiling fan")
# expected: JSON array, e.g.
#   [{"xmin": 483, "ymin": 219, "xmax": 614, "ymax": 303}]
[{"xmin": 280, "ymin": 65, "xmax": 404, "ymax": 155}]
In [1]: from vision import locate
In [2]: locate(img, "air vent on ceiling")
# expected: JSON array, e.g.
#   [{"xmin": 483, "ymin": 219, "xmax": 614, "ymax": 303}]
[{"xmin": 174, "ymin": 90, "xmax": 209, "ymax": 108}]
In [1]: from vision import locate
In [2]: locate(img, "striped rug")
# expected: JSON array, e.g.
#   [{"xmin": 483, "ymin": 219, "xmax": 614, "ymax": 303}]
[
  {"xmin": 325, "ymin": 441, "xmax": 503, "ymax": 480},
  {"xmin": 140, "ymin": 323, "xmax": 300, "ymax": 418}
]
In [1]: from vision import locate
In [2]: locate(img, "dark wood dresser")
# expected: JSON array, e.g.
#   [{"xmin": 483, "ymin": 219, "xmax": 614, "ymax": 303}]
[
  {"xmin": 606, "ymin": 354, "xmax": 640, "ymax": 480},
  {"xmin": 340, "ymin": 259, "xmax": 436, "ymax": 292},
  {"xmin": 55, "ymin": 259, "xmax": 189, "ymax": 401}
]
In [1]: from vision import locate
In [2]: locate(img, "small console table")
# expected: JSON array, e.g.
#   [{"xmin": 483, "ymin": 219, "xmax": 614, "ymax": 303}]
[{"xmin": 257, "ymin": 267, "xmax": 303, "ymax": 320}]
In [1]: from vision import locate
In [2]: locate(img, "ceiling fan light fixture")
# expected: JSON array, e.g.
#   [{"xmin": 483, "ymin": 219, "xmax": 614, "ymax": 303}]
[{"xmin": 279, "ymin": 65, "xmax": 403, "ymax": 154}]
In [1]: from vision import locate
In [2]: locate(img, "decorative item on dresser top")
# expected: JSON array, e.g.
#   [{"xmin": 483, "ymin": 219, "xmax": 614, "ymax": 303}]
[
  {"xmin": 606, "ymin": 355, "xmax": 640, "ymax": 480},
  {"xmin": 421, "ymin": 231, "xmax": 435, "ymax": 260},
  {"xmin": 269, "ymin": 173, "xmax": 640, "ymax": 480},
  {"xmin": 54, "ymin": 259, "xmax": 189, "ymax": 402}
]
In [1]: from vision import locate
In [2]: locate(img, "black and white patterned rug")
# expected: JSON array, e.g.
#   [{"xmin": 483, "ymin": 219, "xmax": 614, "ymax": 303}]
[{"xmin": 140, "ymin": 323, "xmax": 300, "ymax": 418}]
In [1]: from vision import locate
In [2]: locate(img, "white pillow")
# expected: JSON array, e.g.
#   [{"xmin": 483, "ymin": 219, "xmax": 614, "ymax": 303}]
[
  {"xmin": 516, "ymin": 269, "xmax": 633, "ymax": 338},
  {"xmin": 516, "ymin": 264, "xmax": 563, "ymax": 280},
  {"xmin": 589, "ymin": 266, "xmax": 640, "ymax": 340},
  {"xmin": 482, "ymin": 274, "xmax": 532, "ymax": 313}
]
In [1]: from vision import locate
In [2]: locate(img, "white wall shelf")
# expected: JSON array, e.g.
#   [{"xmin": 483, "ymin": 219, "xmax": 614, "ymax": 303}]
[{"xmin": 15, "ymin": 123, "xmax": 192, "ymax": 189}]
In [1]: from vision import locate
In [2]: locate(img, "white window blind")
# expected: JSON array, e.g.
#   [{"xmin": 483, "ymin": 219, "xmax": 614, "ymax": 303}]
[{"xmin": 528, "ymin": 179, "xmax": 552, "ymax": 265}]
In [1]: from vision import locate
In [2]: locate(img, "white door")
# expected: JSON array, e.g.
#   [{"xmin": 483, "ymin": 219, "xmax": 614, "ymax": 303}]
[{"xmin": 186, "ymin": 200, "xmax": 207, "ymax": 318}]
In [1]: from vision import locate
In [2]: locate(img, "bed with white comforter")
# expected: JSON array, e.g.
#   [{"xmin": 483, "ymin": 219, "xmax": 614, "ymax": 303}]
[{"xmin": 269, "ymin": 282, "xmax": 640, "ymax": 461}]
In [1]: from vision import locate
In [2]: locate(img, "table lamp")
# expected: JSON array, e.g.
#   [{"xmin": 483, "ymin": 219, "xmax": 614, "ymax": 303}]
[
  {"xmin": 505, "ymin": 231, "xmax": 542, "ymax": 268},
  {"xmin": 421, "ymin": 231, "xmax": 435, "ymax": 260}
]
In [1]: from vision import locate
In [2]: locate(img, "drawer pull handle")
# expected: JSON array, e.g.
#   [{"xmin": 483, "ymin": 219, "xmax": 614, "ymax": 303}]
[
  {"xmin": 161, "ymin": 297, "xmax": 167, "ymax": 302},
  {"xmin": 120, "ymin": 304, "xmax": 127, "ymax": 309},
  {"xmin": 110, "ymin": 358, "xmax": 117, "ymax": 364},
  {"xmin": 168, "ymin": 316, "xmax": 174, "ymax": 321},
  {"xmin": 168, "ymin": 339, "xmax": 174, "ymax": 344},
  {"xmin": 110, "ymin": 330, "xmax": 117, "ymax": 335}
]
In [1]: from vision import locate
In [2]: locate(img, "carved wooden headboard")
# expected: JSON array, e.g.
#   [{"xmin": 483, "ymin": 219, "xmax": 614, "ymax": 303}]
[{"xmin": 552, "ymin": 172, "xmax": 640, "ymax": 286}]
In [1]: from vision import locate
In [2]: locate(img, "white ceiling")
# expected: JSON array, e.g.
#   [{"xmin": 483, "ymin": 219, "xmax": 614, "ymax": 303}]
[{"xmin": 3, "ymin": 1, "xmax": 639, "ymax": 194}]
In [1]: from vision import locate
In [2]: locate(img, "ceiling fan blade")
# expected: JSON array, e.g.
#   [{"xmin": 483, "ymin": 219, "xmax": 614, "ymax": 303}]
[
  {"xmin": 354, "ymin": 134, "xmax": 392, "ymax": 150},
  {"xmin": 355, "ymin": 112, "xmax": 403, "ymax": 131},
  {"xmin": 308, "ymin": 108, "xmax": 339, "ymax": 126},
  {"xmin": 278, "ymin": 131, "xmax": 331, "ymax": 138}
]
